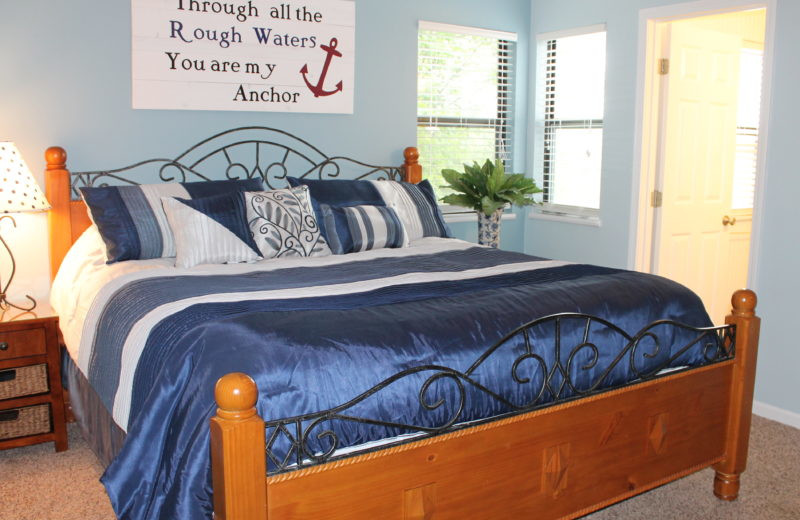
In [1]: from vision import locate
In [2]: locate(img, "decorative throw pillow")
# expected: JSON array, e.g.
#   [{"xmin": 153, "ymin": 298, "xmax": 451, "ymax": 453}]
[
  {"xmin": 320, "ymin": 204, "xmax": 409, "ymax": 255},
  {"xmin": 286, "ymin": 176, "xmax": 386, "ymax": 241},
  {"xmin": 244, "ymin": 186, "xmax": 332, "ymax": 259},
  {"xmin": 287, "ymin": 177, "xmax": 451, "ymax": 241},
  {"xmin": 80, "ymin": 178, "xmax": 263, "ymax": 263},
  {"xmin": 161, "ymin": 192, "xmax": 262, "ymax": 269}
]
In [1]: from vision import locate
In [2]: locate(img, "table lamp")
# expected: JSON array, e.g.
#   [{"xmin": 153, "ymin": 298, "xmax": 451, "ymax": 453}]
[{"xmin": 0, "ymin": 142, "xmax": 51, "ymax": 311}]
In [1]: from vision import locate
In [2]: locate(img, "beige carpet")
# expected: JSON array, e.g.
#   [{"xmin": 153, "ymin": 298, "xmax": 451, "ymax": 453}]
[
  {"xmin": 0, "ymin": 425, "xmax": 115, "ymax": 520},
  {"xmin": 0, "ymin": 415, "xmax": 798, "ymax": 519}
]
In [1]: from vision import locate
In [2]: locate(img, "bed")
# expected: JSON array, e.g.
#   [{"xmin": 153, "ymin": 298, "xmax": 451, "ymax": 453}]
[{"xmin": 44, "ymin": 127, "xmax": 760, "ymax": 520}]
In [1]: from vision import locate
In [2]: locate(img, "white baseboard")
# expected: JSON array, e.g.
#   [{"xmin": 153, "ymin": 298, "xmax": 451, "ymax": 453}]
[{"xmin": 752, "ymin": 400, "xmax": 800, "ymax": 429}]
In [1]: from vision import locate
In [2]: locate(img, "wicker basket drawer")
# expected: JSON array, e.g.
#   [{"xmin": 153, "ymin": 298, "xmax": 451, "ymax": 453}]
[
  {"xmin": 0, "ymin": 364, "xmax": 49, "ymax": 400},
  {"xmin": 0, "ymin": 404, "xmax": 52, "ymax": 440}
]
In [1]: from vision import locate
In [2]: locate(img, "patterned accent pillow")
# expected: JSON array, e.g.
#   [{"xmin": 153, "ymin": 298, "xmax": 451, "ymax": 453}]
[
  {"xmin": 80, "ymin": 178, "xmax": 263, "ymax": 263},
  {"xmin": 244, "ymin": 186, "xmax": 332, "ymax": 259},
  {"xmin": 161, "ymin": 192, "xmax": 263, "ymax": 269},
  {"xmin": 287, "ymin": 177, "xmax": 451, "ymax": 242},
  {"xmin": 320, "ymin": 204, "xmax": 409, "ymax": 255}
]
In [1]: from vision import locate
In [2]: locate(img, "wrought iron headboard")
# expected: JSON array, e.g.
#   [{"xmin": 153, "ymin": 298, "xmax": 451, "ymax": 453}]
[
  {"xmin": 44, "ymin": 127, "xmax": 419, "ymax": 278},
  {"xmin": 68, "ymin": 126, "xmax": 406, "ymax": 200}
]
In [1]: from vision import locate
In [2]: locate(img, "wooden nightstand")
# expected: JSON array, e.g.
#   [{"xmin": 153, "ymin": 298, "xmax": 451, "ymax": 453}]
[{"xmin": 0, "ymin": 304, "xmax": 67, "ymax": 452}]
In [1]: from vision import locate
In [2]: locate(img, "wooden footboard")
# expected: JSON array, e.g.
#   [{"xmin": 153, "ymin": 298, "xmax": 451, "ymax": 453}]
[{"xmin": 211, "ymin": 290, "xmax": 760, "ymax": 520}]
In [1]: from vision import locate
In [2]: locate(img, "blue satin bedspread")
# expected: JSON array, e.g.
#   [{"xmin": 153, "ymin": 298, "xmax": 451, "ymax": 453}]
[{"xmin": 97, "ymin": 246, "xmax": 711, "ymax": 519}]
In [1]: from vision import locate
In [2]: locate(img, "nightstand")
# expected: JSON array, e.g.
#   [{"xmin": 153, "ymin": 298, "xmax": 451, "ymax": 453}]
[{"xmin": 0, "ymin": 304, "xmax": 67, "ymax": 452}]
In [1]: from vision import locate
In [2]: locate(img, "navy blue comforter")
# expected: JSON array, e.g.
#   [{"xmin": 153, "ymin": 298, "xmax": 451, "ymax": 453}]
[{"xmin": 96, "ymin": 246, "xmax": 711, "ymax": 519}]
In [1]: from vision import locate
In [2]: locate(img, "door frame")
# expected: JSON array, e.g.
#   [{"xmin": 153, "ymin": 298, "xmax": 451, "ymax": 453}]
[{"xmin": 629, "ymin": 0, "xmax": 776, "ymax": 294}]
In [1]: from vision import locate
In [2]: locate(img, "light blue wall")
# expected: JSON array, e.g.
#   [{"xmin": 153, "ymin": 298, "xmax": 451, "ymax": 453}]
[
  {"xmin": 526, "ymin": 0, "xmax": 663, "ymax": 265},
  {"xmin": 0, "ymin": 0, "xmax": 530, "ymax": 251},
  {"xmin": 5, "ymin": 0, "xmax": 794, "ymax": 418},
  {"xmin": 527, "ymin": 0, "xmax": 800, "ymax": 417},
  {"xmin": 749, "ymin": 0, "xmax": 800, "ymax": 417}
]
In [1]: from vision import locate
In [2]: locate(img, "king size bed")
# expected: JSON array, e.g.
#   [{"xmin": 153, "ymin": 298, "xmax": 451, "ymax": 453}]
[{"xmin": 44, "ymin": 127, "xmax": 760, "ymax": 520}]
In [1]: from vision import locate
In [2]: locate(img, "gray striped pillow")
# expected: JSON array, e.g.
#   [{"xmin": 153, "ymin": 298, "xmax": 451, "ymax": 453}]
[
  {"xmin": 367, "ymin": 179, "xmax": 451, "ymax": 241},
  {"xmin": 321, "ymin": 204, "xmax": 408, "ymax": 254}
]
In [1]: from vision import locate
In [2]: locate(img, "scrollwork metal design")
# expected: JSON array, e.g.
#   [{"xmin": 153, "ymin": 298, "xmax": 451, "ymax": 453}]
[
  {"xmin": 69, "ymin": 127, "xmax": 404, "ymax": 198},
  {"xmin": 263, "ymin": 314, "xmax": 735, "ymax": 475}
]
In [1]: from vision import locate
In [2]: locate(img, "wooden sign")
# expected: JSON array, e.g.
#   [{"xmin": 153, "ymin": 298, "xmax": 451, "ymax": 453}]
[{"xmin": 132, "ymin": 0, "xmax": 355, "ymax": 113}]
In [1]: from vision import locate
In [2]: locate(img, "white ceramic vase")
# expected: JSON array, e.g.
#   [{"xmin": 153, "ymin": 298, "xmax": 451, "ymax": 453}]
[{"xmin": 477, "ymin": 208, "xmax": 503, "ymax": 248}]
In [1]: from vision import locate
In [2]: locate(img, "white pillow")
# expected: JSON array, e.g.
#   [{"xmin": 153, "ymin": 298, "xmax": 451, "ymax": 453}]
[
  {"xmin": 161, "ymin": 193, "xmax": 262, "ymax": 269},
  {"xmin": 50, "ymin": 225, "xmax": 107, "ymax": 316}
]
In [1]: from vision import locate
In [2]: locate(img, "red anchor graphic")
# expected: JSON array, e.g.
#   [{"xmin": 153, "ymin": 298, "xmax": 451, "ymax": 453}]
[{"xmin": 300, "ymin": 38, "xmax": 344, "ymax": 97}]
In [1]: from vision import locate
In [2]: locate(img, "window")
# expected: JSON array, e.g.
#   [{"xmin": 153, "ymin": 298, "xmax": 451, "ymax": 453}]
[
  {"xmin": 534, "ymin": 26, "xmax": 607, "ymax": 218},
  {"xmin": 732, "ymin": 48, "xmax": 763, "ymax": 210},
  {"xmin": 417, "ymin": 22, "xmax": 517, "ymax": 198}
]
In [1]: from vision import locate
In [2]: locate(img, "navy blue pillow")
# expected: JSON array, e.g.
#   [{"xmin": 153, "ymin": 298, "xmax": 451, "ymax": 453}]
[
  {"xmin": 81, "ymin": 178, "xmax": 263, "ymax": 263},
  {"xmin": 287, "ymin": 176, "xmax": 385, "ymax": 207}
]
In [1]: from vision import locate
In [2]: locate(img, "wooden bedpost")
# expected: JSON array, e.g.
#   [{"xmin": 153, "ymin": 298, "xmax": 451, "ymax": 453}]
[
  {"xmin": 403, "ymin": 147, "xmax": 422, "ymax": 184},
  {"xmin": 211, "ymin": 373, "xmax": 268, "ymax": 520},
  {"xmin": 713, "ymin": 289, "xmax": 760, "ymax": 500},
  {"xmin": 45, "ymin": 146, "xmax": 72, "ymax": 280}
]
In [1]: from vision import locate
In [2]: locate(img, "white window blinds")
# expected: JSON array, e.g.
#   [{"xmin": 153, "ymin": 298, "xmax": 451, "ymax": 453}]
[
  {"xmin": 537, "ymin": 27, "xmax": 606, "ymax": 213},
  {"xmin": 417, "ymin": 22, "xmax": 517, "ymax": 195}
]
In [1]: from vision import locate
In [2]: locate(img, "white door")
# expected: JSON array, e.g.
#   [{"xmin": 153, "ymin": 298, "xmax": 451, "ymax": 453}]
[{"xmin": 652, "ymin": 22, "xmax": 743, "ymax": 323}]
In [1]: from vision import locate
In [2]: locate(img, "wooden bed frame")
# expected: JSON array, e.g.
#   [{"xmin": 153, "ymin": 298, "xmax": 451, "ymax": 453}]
[{"xmin": 43, "ymin": 132, "xmax": 760, "ymax": 520}]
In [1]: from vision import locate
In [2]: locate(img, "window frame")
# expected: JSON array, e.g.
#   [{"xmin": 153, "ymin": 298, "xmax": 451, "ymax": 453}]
[
  {"xmin": 416, "ymin": 21, "xmax": 518, "ymax": 216},
  {"xmin": 531, "ymin": 24, "xmax": 607, "ymax": 223}
]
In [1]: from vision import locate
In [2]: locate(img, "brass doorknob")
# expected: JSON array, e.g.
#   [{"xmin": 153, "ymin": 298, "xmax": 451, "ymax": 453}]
[{"xmin": 722, "ymin": 215, "xmax": 737, "ymax": 226}]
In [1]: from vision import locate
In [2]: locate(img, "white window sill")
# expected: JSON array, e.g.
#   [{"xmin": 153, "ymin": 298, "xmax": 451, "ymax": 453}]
[
  {"xmin": 442, "ymin": 209, "xmax": 518, "ymax": 224},
  {"xmin": 528, "ymin": 209, "xmax": 601, "ymax": 227}
]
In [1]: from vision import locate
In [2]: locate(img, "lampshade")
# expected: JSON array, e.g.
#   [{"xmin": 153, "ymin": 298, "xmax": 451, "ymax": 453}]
[{"xmin": 0, "ymin": 141, "xmax": 51, "ymax": 213}]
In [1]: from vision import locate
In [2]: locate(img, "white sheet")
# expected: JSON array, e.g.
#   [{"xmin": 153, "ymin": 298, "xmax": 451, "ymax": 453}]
[{"xmin": 50, "ymin": 226, "xmax": 175, "ymax": 361}]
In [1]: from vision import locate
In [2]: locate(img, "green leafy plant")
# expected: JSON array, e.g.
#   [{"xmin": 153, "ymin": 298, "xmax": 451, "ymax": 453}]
[{"xmin": 439, "ymin": 159, "xmax": 543, "ymax": 216}]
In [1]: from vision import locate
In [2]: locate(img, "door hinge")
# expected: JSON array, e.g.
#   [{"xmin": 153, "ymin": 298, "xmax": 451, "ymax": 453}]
[
  {"xmin": 658, "ymin": 58, "xmax": 670, "ymax": 75},
  {"xmin": 651, "ymin": 190, "xmax": 663, "ymax": 208}
]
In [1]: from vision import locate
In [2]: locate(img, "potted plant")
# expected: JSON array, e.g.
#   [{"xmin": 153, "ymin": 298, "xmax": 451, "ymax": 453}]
[{"xmin": 440, "ymin": 159, "xmax": 542, "ymax": 248}]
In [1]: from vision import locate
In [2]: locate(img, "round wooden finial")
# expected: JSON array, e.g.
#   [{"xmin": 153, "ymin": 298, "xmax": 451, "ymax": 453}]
[
  {"xmin": 215, "ymin": 372, "xmax": 258, "ymax": 415},
  {"xmin": 45, "ymin": 146, "xmax": 67, "ymax": 170},
  {"xmin": 731, "ymin": 289, "xmax": 757, "ymax": 317},
  {"xmin": 403, "ymin": 146, "xmax": 420, "ymax": 165}
]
